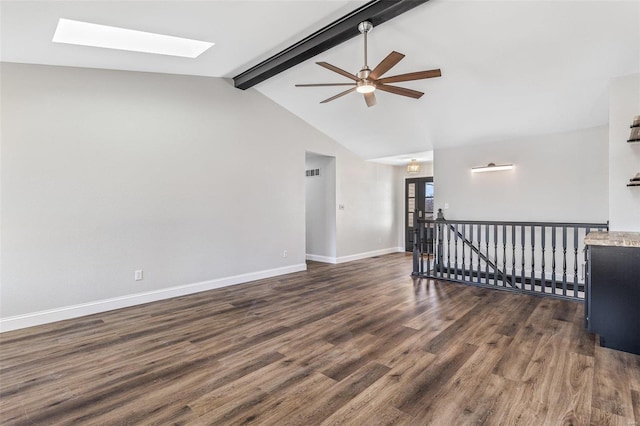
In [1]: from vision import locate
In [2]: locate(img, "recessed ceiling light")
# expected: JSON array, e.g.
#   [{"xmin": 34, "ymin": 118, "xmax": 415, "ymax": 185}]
[{"xmin": 52, "ymin": 18, "xmax": 214, "ymax": 58}]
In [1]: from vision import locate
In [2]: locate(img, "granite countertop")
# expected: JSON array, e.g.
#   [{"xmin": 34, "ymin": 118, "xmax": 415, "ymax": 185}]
[{"xmin": 585, "ymin": 231, "xmax": 640, "ymax": 248}]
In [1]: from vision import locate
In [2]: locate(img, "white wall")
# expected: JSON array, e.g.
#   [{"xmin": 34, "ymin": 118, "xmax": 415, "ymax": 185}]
[
  {"xmin": 0, "ymin": 63, "xmax": 311, "ymax": 321},
  {"xmin": 434, "ymin": 126, "xmax": 609, "ymax": 223},
  {"xmin": 608, "ymin": 74, "xmax": 640, "ymax": 232},
  {"xmin": 302, "ymin": 139, "xmax": 402, "ymax": 261},
  {"xmin": 304, "ymin": 153, "xmax": 336, "ymax": 259},
  {"xmin": 1, "ymin": 63, "xmax": 402, "ymax": 328},
  {"xmin": 335, "ymin": 157, "xmax": 399, "ymax": 258}
]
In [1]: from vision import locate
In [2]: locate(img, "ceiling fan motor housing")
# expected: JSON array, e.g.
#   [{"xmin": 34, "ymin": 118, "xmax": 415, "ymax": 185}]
[{"xmin": 357, "ymin": 68, "xmax": 371, "ymax": 79}]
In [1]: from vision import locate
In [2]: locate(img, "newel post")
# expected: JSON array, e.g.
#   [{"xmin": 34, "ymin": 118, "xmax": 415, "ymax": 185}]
[
  {"xmin": 435, "ymin": 209, "xmax": 445, "ymax": 275},
  {"xmin": 412, "ymin": 209, "xmax": 420, "ymax": 276}
]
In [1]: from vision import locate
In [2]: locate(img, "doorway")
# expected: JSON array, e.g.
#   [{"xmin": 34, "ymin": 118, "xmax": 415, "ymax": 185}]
[
  {"xmin": 405, "ymin": 177, "xmax": 434, "ymax": 252},
  {"xmin": 304, "ymin": 152, "xmax": 336, "ymax": 262}
]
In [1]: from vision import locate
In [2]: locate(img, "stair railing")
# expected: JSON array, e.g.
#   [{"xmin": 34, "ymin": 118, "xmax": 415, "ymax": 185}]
[{"xmin": 412, "ymin": 210, "xmax": 608, "ymax": 301}]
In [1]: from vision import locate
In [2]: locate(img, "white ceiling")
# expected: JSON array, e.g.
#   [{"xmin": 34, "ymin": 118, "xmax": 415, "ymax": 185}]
[
  {"xmin": 0, "ymin": 1, "xmax": 364, "ymax": 77},
  {"xmin": 2, "ymin": 1, "xmax": 639, "ymax": 160}
]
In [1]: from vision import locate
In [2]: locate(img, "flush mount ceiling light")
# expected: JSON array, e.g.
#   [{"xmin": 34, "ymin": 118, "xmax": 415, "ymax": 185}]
[
  {"xmin": 52, "ymin": 19, "xmax": 214, "ymax": 58},
  {"xmin": 471, "ymin": 163, "xmax": 514, "ymax": 173},
  {"xmin": 407, "ymin": 159, "xmax": 421, "ymax": 174}
]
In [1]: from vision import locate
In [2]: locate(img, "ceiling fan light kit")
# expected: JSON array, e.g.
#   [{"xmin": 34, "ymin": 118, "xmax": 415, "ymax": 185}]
[
  {"xmin": 296, "ymin": 21, "xmax": 441, "ymax": 107},
  {"xmin": 356, "ymin": 80, "xmax": 376, "ymax": 94}
]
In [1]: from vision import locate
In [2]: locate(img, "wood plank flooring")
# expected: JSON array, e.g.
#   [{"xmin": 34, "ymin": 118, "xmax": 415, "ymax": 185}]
[{"xmin": 1, "ymin": 253, "xmax": 639, "ymax": 425}]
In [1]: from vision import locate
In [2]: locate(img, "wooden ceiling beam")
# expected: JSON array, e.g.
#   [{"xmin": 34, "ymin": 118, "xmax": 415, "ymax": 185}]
[{"xmin": 232, "ymin": 0, "xmax": 430, "ymax": 90}]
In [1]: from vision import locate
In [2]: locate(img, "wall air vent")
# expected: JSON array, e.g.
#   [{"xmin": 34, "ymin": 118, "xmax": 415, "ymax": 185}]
[{"xmin": 305, "ymin": 169, "xmax": 320, "ymax": 177}]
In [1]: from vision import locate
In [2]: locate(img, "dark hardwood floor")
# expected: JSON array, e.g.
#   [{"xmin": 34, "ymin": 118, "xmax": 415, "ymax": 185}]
[{"xmin": 1, "ymin": 253, "xmax": 639, "ymax": 425}]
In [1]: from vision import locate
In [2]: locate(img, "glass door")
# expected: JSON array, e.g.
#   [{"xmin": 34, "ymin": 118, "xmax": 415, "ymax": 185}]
[{"xmin": 405, "ymin": 177, "xmax": 434, "ymax": 252}]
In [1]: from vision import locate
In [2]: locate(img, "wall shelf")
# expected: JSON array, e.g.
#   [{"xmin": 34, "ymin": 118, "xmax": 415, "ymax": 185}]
[
  {"xmin": 629, "ymin": 117, "xmax": 640, "ymax": 142},
  {"xmin": 626, "ymin": 117, "xmax": 639, "ymax": 186}
]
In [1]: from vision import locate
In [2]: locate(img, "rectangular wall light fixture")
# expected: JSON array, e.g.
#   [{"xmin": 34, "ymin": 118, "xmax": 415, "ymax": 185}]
[
  {"xmin": 53, "ymin": 19, "xmax": 214, "ymax": 58},
  {"xmin": 471, "ymin": 163, "xmax": 514, "ymax": 173}
]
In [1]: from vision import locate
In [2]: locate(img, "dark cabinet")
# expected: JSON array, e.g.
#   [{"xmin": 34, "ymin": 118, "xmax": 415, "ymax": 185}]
[{"xmin": 586, "ymin": 244, "xmax": 640, "ymax": 355}]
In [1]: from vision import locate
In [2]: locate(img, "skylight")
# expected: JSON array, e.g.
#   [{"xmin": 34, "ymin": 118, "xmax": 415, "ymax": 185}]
[{"xmin": 52, "ymin": 19, "xmax": 214, "ymax": 58}]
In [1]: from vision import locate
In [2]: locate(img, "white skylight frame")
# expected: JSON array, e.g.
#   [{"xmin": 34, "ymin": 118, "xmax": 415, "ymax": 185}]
[{"xmin": 52, "ymin": 19, "xmax": 214, "ymax": 58}]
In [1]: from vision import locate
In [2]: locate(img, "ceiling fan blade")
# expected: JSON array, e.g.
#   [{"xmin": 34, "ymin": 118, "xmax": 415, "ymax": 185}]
[
  {"xmin": 296, "ymin": 83, "xmax": 357, "ymax": 87},
  {"xmin": 320, "ymin": 87, "xmax": 357, "ymax": 103},
  {"xmin": 316, "ymin": 62, "xmax": 359, "ymax": 82},
  {"xmin": 369, "ymin": 51, "xmax": 405, "ymax": 80},
  {"xmin": 377, "ymin": 69, "xmax": 442, "ymax": 84},
  {"xmin": 376, "ymin": 84, "xmax": 424, "ymax": 99},
  {"xmin": 364, "ymin": 92, "xmax": 377, "ymax": 108}
]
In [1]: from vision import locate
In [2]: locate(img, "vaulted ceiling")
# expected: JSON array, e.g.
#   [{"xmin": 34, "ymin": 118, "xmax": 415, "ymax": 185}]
[{"xmin": 2, "ymin": 1, "xmax": 639, "ymax": 160}]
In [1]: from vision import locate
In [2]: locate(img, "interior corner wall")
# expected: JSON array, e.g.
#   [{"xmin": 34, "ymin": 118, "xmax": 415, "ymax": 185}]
[
  {"xmin": 0, "ymin": 62, "xmax": 340, "ymax": 323},
  {"xmin": 433, "ymin": 126, "xmax": 609, "ymax": 222},
  {"xmin": 608, "ymin": 73, "xmax": 640, "ymax": 232},
  {"xmin": 304, "ymin": 153, "xmax": 336, "ymax": 258},
  {"xmin": 303, "ymin": 140, "xmax": 401, "ymax": 261}
]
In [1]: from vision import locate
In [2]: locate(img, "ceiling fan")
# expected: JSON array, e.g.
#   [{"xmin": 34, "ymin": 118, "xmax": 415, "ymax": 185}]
[{"xmin": 296, "ymin": 21, "xmax": 441, "ymax": 108}]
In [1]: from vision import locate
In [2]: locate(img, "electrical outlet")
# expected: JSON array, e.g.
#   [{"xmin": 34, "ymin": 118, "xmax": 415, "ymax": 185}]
[
  {"xmin": 134, "ymin": 270, "xmax": 143, "ymax": 281},
  {"xmin": 338, "ymin": 204, "xmax": 345, "ymax": 210},
  {"xmin": 444, "ymin": 202, "xmax": 450, "ymax": 209},
  {"xmin": 283, "ymin": 250, "xmax": 288, "ymax": 258}
]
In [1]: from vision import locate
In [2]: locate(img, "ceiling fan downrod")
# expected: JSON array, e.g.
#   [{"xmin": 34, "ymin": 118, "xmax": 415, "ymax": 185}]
[
  {"xmin": 357, "ymin": 21, "xmax": 373, "ymax": 73},
  {"xmin": 357, "ymin": 21, "xmax": 374, "ymax": 92}
]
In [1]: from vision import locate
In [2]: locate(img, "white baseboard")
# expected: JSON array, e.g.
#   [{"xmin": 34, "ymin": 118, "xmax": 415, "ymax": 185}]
[
  {"xmin": 0, "ymin": 263, "xmax": 307, "ymax": 333},
  {"xmin": 306, "ymin": 247, "xmax": 404, "ymax": 265},
  {"xmin": 305, "ymin": 254, "xmax": 337, "ymax": 264},
  {"xmin": 335, "ymin": 247, "xmax": 404, "ymax": 264}
]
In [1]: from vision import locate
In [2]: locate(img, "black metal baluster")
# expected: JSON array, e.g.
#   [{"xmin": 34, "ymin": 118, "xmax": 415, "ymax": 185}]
[
  {"xmin": 552, "ymin": 227, "xmax": 557, "ymax": 295},
  {"xmin": 461, "ymin": 224, "xmax": 466, "ymax": 281},
  {"xmin": 436, "ymin": 222, "xmax": 444, "ymax": 278},
  {"xmin": 573, "ymin": 226, "xmax": 579, "ymax": 298},
  {"xmin": 494, "ymin": 225, "xmax": 498, "ymax": 286},
  {"xmin": 562, "ymin": 227, "xmax": 568, "ymax": 297},
  {"xmin": 432, "ymin": 222, "xmax": 437, "ymax": 277},
  {"xmin": 421, "ymin": 221, "xmax": 427, "ymax": 276},
  {"xmin": 454, "ymin": 224, "xmax": 459, "ymax": 280},
  {"xmin": 447, "ymin": 224, "xmax": 451, "ymax": 279},
  {"xmin": 469, "ymin": 224, "xmax": 474, "ymax": 282},
  {"xmin": 531, "ymin": 226, "xmax": 536, "ymax": 293},
  {"xmin": 477, "ymin": 224, "xmax": 482, "ymax": 284},
  {"xmin": 541, "ymin": 226, "xmax": 546, "ymax": 294},
  {"xmin": 512, "ymin": 226, "xmax": 517, "ymax": 289},
  {"xmin": 486, "ymin": 224, "xmax": 490, "ymax": 285},
  {"xmin": 503, "ymin": 225, "xmax": 507, "ymax": 287},
  {"xmin": 425, "ymin": 222, "xmax": 430, "ymax": 277},
  {"xmin": 521, "ymin": 226, "xmax": 526, "ymax": 291}
]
